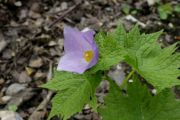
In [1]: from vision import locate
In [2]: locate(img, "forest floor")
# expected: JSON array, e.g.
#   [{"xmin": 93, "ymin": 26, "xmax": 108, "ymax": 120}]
[{"xmin": 0, "ymin": 0, "xmax": 179, "ymax": 120}]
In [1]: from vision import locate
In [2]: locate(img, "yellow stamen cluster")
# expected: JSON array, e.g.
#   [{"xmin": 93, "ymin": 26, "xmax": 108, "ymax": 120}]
[{"xmin": 83, "ymin": 50, "xmax": 94, "ymax": 62}]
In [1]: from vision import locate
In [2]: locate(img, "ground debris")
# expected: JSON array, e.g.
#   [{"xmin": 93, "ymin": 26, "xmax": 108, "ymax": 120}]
[{"xmin": 0, "ymin": 111, "xmax": 23, "ymax": 120}]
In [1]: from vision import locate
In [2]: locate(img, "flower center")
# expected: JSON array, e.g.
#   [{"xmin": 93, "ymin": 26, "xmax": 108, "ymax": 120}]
[{"xmin": 83, "ymin": 50, "xmax": 94, "ymax": 62}]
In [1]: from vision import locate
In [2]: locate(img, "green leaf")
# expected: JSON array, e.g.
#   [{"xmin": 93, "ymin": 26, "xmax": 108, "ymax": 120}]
[
  {"xmin": 115, "ymin": 25, "xmax": 180, "ymax": 92},
  {"xmin": 99, "ymin": 76, "xmax": 180, "ymax": 120},
  {"xmin": 89, "ymin": 32, "xmax": 125, "ymax": 73},
  {"xmin": 42, "ymin": 71, "xmax": 101, "ymax": 120},
  {"xmin": 131, "ymin": 10, "xmax": 138, "ymax": 15},
  {"xmin": 8, "ymin": 104, "xmax": 17, "ymax": 112},
  {"xmin": 122, "ymin": 4, "xmax": 131, "ymax": 15},
  {"xmin": 174, "ymin": 5, "xmax": 180, "ymax": 13},
  {"xmin": 136, "ymin": 43, "xmax": 180, "ymax": 92},
  {"xmin": 158, "ymin": 3, "xmax": 173, "ymax": 20}
]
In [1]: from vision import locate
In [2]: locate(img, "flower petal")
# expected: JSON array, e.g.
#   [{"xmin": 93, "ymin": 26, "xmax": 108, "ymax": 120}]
[
  {"xmin": 64, "ymin": 27, "xmax": 92, "ymax": 53},
  {"xmin": 82, "ymin": 29, "xmax": 99, "ymax": 68},
  {"xmin": 58, "ymin": 26, "xmax": 99, "ymax": 74},
  {"xmin": 82, "ymin": 29, "xmax": 95, "ymax": 45},
  {"xmin": 57, "ymin": 52, "xmax": 89, "ymax": 74}
]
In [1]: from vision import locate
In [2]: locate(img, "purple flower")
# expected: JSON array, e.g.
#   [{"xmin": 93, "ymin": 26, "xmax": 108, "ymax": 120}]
[{"xmin": 57, "ymin": 26, "xmax": 99, "ymax": 74}]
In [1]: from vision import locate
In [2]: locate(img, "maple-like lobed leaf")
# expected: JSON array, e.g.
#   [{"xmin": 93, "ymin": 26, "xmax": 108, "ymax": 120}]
[
  {"xmin": 99, "ymin": 75, "xmax": 180, "ymax": 120},
  {"xmin": 115, "ymin": 25, "xmax": 180, "ymax": 92},
  {"xmin": 41, "ymin": 71, "xmax": 101, "ymax": 120}
]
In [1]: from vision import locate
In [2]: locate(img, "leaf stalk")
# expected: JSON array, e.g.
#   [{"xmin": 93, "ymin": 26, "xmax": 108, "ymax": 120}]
[{"xmin": 120, "ymin": 69, "xmax": 135, "ymax": 89}]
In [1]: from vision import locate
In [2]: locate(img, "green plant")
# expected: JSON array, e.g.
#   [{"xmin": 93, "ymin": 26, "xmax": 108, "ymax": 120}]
[
  {"xmin": 8, "ymin": 104, "xmax": 18, "ymax": 112},
  {"xmin": 158, "ymin": 3, "xmax": 173, "ymax": 20},
  {"xmin": 122, "ymin": 4, "xmax": 131, "ymax": 15},
  {"xmin": 42, "ymin": 25, "xmax": 180, "ymax": 120},
  {"xmin": 174, "ymin": 5, "xmax": 180, "ymax": 13}
]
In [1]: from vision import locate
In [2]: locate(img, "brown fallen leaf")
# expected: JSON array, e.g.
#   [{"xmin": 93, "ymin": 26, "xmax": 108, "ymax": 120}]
[
  {"xmin": 18, "ymin": 71, "xmax": 32, "ymax": 83},
  {"xmin": 175, "ymin": 36, "xmax": 180, "ymax": 40},
  {"xmin": 29, "ymin": 57, "xmax": 43, "ymax": 68},
  {"xmin": 25, "ymin": 67, "xmax": 35, "ymax": 76}
]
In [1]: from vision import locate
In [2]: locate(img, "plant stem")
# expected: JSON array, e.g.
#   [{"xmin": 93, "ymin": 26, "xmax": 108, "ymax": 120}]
[{"xmin": 120, "ymin": 69, "xmax": 135, "ymax": 89}]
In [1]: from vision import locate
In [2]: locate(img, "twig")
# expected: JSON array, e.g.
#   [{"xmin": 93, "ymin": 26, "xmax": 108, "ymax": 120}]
[
  {"xmin": 28, "ymin": 91, "xmax": 53, "ymax": 120},
  {"xmin": 28, "ymin": 61, "xmax": 53, "ymax": 120},
  {"xmin": 125, "ymin": 15, "xmax": 146, "ymax": 28},
  {"xmin": 48, "ymin": 1, "xmax": 81, "ymax": 28},
  {"xmin": 175, "ymin": 36, "xmax": 180, "ymax": 40}
]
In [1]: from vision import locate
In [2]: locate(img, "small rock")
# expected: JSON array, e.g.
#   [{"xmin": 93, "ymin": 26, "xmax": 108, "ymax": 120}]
[
  {"xmin": 81, "ymin": 27, "xmax": 91, "ymax": 32},
  {"xmin": 6, "ymin": 88, "xmax": 34, "ymax": 110},
  {"xmin": 49, "ymin": 48, "xmax": 58, "ymax": 56},
  {"xmin": 34, "ymin": 71, "xmax": 46, "ymax": 80},
  {"xmin": 48, "ymin": 41, "xmax": 57, "ymax": 46},
  {"xmin": 18, "ymin": 71, "xmax": 32, "ymax": 83},
  {"xmin": 31, "ymin": 2, "xmax": 40, "ymax": 12},
  {"xmin": 74, "ymin": 114, "xmax": 84, "ymax": 119},
  {"xmin": 16, "ymin": 57, "xmax": 26, "ymax": 65},
  {"xmin": 97, "ymin": 80, "xmax": 109, "ymax": 93},
  {"xmin": 58, "ymin": 38, "xmax": 64, "ymax": 49},
  {"xmin": 84, "ymin": 104, "xmax": 90, "ymax": 110},
  {"xmin": 97, "ymin": 93, "xmax": 106, "ymax": 103},
  {"xmin": 61, "ymin": 2, "xmax": 68, "ymax": 10},
  {"xmin": 19, "ymin": 111, "xmax": 29, "ymax": 119},
  {"xmin": 28, "ymin": 11, "xmax": 41, "ymax": 19},
  {"xmin": 152, "ymin": 89, "xmax": 157, "ymax": 95},
  {"xmin": 29, "ymin": 57, "xmax": 43, "ymax": 68},
  {"xmin": 0, "ymin": 40, "xmax": 7, "ymax": 53},
  {"xmin": 108, "ymin": 64, "xmax": 125, "ymax": 86},
  {"xmin": 165, "ymin": 34, "xmax": 173, "ymax": 43},
  {"xmin": 128, "ymin": 79, "xmax": 133, "ymax": 83},
  {"xmin": 14, "ymin": 1, "xmax": 22, "ymax": 7},
  {"xmin": 0, "ymin": 78, "xmax": 5, "ymax": 84},
  {"xmin": 11, "ymin": 71, "xmax": 20, "ymax": 82},
  {"xmin": 0, "ymin": 32, "xmax": 7, "ymax": 53},
  {"xmin": 34, "ymin": 18, "xmax": 44, "ymax": 27},
  {"xmin": 168, "ymin": 23, "xmax": 174, "ymax": 28},
  {"xmin": 10, "ymin": 20, "xmax": 19, "ymax": 27},
  {"xmin": 2, "ymin": 49, "xmax": 13, "ymax": 59},
  {"xmin": 146, "ymin": 0, "xmax": 156, "ymax": 6},
  {"xmin": 83, "ymin": 107, "xmax": 91, "ymax": 114},
  {"xmin": 18, "ymin": 9, "xmax": 28, "ymax": 20},
  {"xmin": 1, "ymin": 96, "xmax": 12, "ymax": 103},
  {"xmin": 0, "ymin": 111, "xmax": 23, "ymax": 120},
  {"xmin": 84, "ymin": 114, "xmax": 92, "ymax": 120},
  {"xmin": 6, "ymin": 83, "xmax": 26, "ymax": 96}
]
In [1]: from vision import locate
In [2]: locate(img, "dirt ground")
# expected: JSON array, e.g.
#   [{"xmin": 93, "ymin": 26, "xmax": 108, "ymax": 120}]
[{"xmin": 0, "ymin": 0, "xmax": 179, "ymax": 120}]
